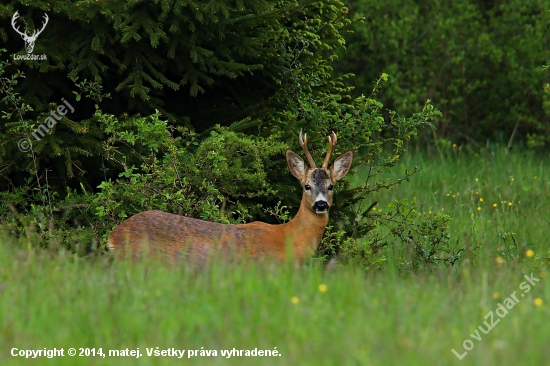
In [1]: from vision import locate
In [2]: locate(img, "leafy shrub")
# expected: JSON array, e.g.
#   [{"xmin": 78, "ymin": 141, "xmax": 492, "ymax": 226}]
[
  {"xmin": 92, "ymin": 112, "xmax": 287, "ymax": 241},
  {"xmin": 338, "ymin": 0, "xmax": 550, "ymax": 146}
]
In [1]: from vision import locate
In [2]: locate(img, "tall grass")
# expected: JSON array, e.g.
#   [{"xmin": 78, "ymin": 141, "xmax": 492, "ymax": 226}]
[
  {"xmin": 362, "ymin": 147, "xmax": 549, "ymax": 268},
  {"xmin": 0, "ymin": 148, "xmax": 548, "ymax": 365}
]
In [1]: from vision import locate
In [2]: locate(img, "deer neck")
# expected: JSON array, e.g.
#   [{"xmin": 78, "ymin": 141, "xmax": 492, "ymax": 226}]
[{"xmin": 283, "ymin": 194, "xmax": 329, "ymax": 258}]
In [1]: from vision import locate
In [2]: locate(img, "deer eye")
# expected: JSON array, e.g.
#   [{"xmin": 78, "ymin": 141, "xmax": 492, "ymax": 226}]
[
  {"xmin": 328, "ymin": 185, "xmax": 334, "ymax": 191},
  {"xmin": 304, "ymin": 184, "xmax": 311, "ymax": 191}
]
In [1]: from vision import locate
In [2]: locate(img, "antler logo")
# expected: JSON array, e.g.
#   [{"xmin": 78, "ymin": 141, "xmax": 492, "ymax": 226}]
[{"xmin": 11, "ymin": 11, "xmax": 49, "ymax": 54}]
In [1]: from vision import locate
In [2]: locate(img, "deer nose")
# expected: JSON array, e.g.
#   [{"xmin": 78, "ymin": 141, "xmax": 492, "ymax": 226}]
[{"xmin": 312, "ymin": 200, "xmax": 329, "ymax": 213}]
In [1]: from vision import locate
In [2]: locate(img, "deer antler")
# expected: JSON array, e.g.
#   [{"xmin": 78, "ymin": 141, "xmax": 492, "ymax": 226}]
[
  {"xmin": 11, "ymin": 12, "xmax": 49, "ymax": 39},
  {"xmin": 299, "ymin": 129, "xmax": 316, "ymax": 168},
  {"xmin": 11, "ymin": 12, "xmax": 27, "ymax": 38},
  {"xmin": 321, "ymin": 131, "xmax": 337, "ymax": 169},
  {"xmin": 33, "ymin": 13, "xmax": 49, "ymax": 38}
]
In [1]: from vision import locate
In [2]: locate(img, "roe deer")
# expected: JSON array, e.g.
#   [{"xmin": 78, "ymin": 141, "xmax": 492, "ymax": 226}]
[{"xmin": 107, "ymin": 131, "xmax": 353, "ymax": 264}]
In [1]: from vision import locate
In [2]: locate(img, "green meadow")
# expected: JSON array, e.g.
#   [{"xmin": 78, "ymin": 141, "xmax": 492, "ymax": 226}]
[{"xmin": 1, "ymin": 148, "xmax": 548, "ymax": 366}]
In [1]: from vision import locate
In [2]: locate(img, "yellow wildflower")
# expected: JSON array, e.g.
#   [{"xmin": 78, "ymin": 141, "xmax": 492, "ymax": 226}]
[
  {"xmin": 534, "ymin": 298, "xmax": 543, "ymax": 307},
  {"xmin": 318, "ymin": 284, "xmax": 328, "ymax": 293}
]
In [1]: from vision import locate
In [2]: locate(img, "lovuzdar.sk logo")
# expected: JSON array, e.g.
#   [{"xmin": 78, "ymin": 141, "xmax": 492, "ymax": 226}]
[{"xmin": 11, "ymin": 11, "xmax": 48, "ymax": 61}]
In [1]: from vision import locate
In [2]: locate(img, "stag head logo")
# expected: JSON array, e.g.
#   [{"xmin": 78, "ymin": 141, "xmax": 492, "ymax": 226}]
[{"xmin": 11, "ymin": 11, "xmax": 49, "ymax": 54}]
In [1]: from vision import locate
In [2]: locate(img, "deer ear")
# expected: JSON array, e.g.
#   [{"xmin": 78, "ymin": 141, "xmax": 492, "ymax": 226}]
[
  {"xmin": 286, "ymin": 150, "xmax": 306, "ymax": 180},
  {"xmin": 330, "ymin": 151, "xmax": 353, "ymax": 181}
]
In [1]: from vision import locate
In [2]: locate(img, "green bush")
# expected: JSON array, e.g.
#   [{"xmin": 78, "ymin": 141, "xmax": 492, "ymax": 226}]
[{"xmin": 338, "ymin": 0, "xmax": 550, "ymax": 146}]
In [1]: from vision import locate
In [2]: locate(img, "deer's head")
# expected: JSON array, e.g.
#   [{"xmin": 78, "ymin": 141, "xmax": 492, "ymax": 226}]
[
  {"xmin": 11, "ymin": 11, "xmax": 49, "ymax": 54},
  {"xmin": 286, "ymin": 131, "xmax": 353, "ymax": 214}
]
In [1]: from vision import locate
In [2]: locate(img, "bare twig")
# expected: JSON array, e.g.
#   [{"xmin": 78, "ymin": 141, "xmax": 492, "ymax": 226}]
[{"xmin": 507, "ymin": 115, "xmax": 521, "ymax": 151}]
